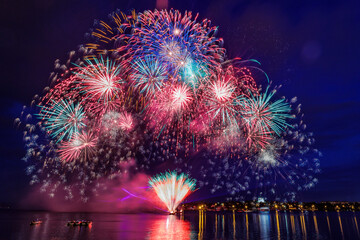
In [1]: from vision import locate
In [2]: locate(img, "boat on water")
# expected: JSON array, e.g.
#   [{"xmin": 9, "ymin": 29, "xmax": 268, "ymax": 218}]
[
  {"xmin": 67, "ymin": 220, "xmax": 92, "ymax": 226},
  {"xmin": 259, "ymin": 206, "xmax": 270, "ymax": 213},
  {"xmin": 243, "ymin": 210, "xmax": 253, "ymax": 213},
  {"xmin": 30, "ymin": 220, "xmax": 42, "ymax": 225}
]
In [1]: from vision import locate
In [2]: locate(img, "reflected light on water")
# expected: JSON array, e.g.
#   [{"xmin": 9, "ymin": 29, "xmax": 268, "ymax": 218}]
[
  {"xmin": 338, "ymin": 212, "xmax": 344, "ymax": 239},
  {"xmin": 222, "ymin": 214, "xmax": 225, "ymax": 239},
  {"xmin": 354, "ymin": 213, "xmax": 360, "ymax": 238},
  {"xmin": 198, "ymin": 210, "xmax": 204, "ymax": 240},
  {"xmin": 300, "ymin": 212, "xmax": 307, "ymax": 238},
  {"xmin": 259, "ymin": 212, "xmax": 270, "ymax": 239},
  {"xmin": 313, "ymin": 212, "xmax": 319, "ymax": 240},
  {"xmin": 4, "ymin": 211, "xmax": 360, "ymax": 240},
  {"xmin": 245, "ymin": 213, "xmax": 249, "ymax": 240},
  {"xmin": 232, "ymin": 211, "xmax": 236, "ymax": 240},
  {"xmin": 326, "ymin": 212, "xmax": 331, "ymax": 235},
  {"xmin": 29, "ymin": 223, "xmax": 41, "ymax": 240},
  {"xmin": 275, "ymin": 211, "xmax": 280, "ymax": 240},
  {"xmin": 284, "ymin": 212, "xmax": 289, "ymax": 237},
  {"xmin": 215, "ymin": 214, "xmax": 217, "ymax": 238},
  {"xmin": 290, "ymin": 213, "xmax": 295, "ymax": 235},
  {"xmin": 148, "ymin": 215, "xmax": 191, "ymax": 240}
]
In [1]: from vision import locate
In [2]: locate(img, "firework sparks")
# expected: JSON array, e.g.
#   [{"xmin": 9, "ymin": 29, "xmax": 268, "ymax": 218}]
[
  {"xmin": 205, "ymin": 79, "xmax": 239, "ymax": 126},
  {"xmin": 241, "ymin": 87, "xmax": 294, "ymax": 139},
  {"xmin": 130, "ymin": 56, "xmax": 167, "ymax": 97},
  {"xmin": 149, "ymin": 172, "xmax": 196, "ymax": 213},
  {"xmin": 170, "ymin": 84, "xmax": 193, "ymax": 112},
  {"xmin": 117, "ymin": 112, "xmax": 134, "ymax": 131},
  {"xmin": 101, "ymin": 111, "xmax": 134, "ymax": 135},
  {"xmin": 127, "ymin": 9, "xmax": 225, "ymax": 75},
  {"xmin": 37, "ymin": 99, "xmax": 86, "ymax": 142},
  {"xmin": 75, "ymin": 56, "xmax": 123, "ymax": 104},
  {"xmin": 58, "ymin": 131, "xmax": 98, "ymax": 162},
  {"xmin": 18, "ymin": 8, "xmax": 319, "ymax": 202}
]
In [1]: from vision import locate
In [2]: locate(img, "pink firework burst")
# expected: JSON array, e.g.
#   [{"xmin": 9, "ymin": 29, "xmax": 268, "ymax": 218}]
[
  {"xmin": 205, "ymin": 78, "xmax": 239, "ymax": 126},
  {"xmin": 147, "ymin": 83, "xmax": 193, "ymax": 116},
  {"xmin": 118, "ymin": 112, "xmax": 134, "ymax": 131},
  {"xmin": 75, "ymin": 57, "xmax": 123, "ymax": 104},
  {"xmin": 144, "ymin": 83, "xmax": 197, "ymax": 148},
  {"xmin": 243, "ymin": 123, "xmax": 273, "ymax": 150},
  {"xmin": 170, "ymin": 84, "xmax": 193, "ymax": 112},
  {"xmin": 101, "ymin": 111, "xmax": 134, "ymax": 133},
  {"xmin": 212, "ymin": 80, "xmax": 234, "ymax": 101},
  {"xmin": 58, "ymin": 131, "xmax": 98, "ymax": 162}
]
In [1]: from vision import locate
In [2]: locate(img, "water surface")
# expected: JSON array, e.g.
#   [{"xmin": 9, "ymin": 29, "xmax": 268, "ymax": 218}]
[{"xmin": 0, "ymin": 210, "xmax": 359, "ymax": 239}]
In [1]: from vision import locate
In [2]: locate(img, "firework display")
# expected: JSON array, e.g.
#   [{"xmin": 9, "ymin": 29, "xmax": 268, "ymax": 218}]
[
  {"xmin": 17, "ymin": 9, "xmax": 320, "ymax": 202},
  {"xmin": 149, "ymin": 172, "xmax": 196, "ymax": 213}
]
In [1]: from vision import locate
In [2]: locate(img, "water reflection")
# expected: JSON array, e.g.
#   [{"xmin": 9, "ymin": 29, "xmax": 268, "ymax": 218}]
[
  {"xmin": 275, "ymin": 211, "xmax": 280, "ymax": 240},
  {"xmin": 354, "ymin": 213, "xmax": 360, "ymax": 238},
  {"xmin": 284, "ymin": 212, "xmax": 289, "ymax": 238},
  {"xmin": 222, "ymin": 214, "xmax": 225, "ymax": 239},
  {"xmin": 300, "ymin": 211, "xmax": 307, "ymax": 238},
  {"xmin": 28, "ymin": 222, "xmax": 41, "ymax": 240},
  {"xmin": 148, "ymin": 215, "xmax": 191, "ymax": 240},
  {"xmin": 290, "ymin": 213, "xmax": 296, "ymax": 235},
  {"xmin": 259, "ymin": 212, "xmax": 271, "ymax": 239},
  {"xmin": 215, "ymin": 214, "xmax": 217, "ymax": 238},
  {"xmin": 192, "ymin": 211, "xmax": 360, "ymax": 240},
  {"xmin": 232, "ymin": 211, "xmax": 236, "ymax": 240},
  {"xmin": 198, "ymin": 210, "xmax": 204, "ymax": 239},
  {"xmin": 326, "ymin": 212, "xmax": 331, "ymax": 235},
  {"xmin": 313, "ymin": 212, "xmax": 319, "ymax": 240},
  {"xmin": 338, "ymin": 212, "xmax": 344, "ymax": 239},
  {"xmin": 245, "ymin": 213, "xmax": 249, "ymax": 240},
  {"xmin": 2, "ymin": 211, "xmax": 360, "ymax": 239}
]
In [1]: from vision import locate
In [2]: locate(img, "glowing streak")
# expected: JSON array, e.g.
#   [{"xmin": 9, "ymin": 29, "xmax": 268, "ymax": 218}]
[{"xmin": 157, "ymin": 124, "xmax": 166, "ymax": 139}]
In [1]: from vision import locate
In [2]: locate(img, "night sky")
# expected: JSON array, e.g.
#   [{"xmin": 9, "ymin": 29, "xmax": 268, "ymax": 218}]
[{"xmin": 1, "ymin": 0, "xmax": 359, "ymax": 206}]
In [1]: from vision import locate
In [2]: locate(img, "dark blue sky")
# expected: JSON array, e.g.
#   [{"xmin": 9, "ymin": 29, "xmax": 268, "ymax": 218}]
[{"xmin": 0, "ymin": 0, "xmax": 359, "ymax": 205}]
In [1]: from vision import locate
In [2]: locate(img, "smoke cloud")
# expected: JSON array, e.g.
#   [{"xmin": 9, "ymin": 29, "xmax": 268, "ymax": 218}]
[{"xmin": 20, "ymin": 173, "xmax": 165, "ymax": 213}]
